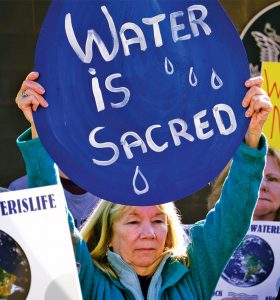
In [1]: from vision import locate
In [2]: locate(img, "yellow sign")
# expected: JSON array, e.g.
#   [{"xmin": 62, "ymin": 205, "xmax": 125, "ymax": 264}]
[{"xmin": 261, "ymin": 62, "xmax": 280, "ymax": 150}]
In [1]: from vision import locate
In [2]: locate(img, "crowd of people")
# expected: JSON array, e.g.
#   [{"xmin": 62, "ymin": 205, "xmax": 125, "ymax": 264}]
[
  {"xmin": 1, "ymin": 71, "xmax": 272, "ymax": 299},
  {"xmin": 0, "ymin": 64, "xmax": 278, "ymax": 298}
]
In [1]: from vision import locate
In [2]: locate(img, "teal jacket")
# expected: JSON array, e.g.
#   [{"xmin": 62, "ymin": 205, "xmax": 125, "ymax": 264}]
[{"xmin": 17, "ymin": 129, "xmax": 267, "ymax": 300}]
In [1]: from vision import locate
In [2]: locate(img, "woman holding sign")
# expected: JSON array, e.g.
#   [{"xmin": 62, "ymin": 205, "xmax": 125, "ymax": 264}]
[{"xmin": 16, "ymin": 72, "xmax": 272, "ymax": 300}]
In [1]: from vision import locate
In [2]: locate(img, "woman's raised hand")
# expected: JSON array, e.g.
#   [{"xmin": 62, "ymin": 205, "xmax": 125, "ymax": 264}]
[
  {"xmin": 243, "ymin": 76, "xmax": 272, "ymax": 148},
  {"xmin": 15, "ymin": 72, "xmax": 48, "ymax": 138}
]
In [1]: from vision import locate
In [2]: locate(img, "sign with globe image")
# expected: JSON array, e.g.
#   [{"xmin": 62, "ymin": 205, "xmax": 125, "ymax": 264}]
[
  {"xmin": 0, "ymin": 186, "xmax": 83, "ymax": 299},
  {"xmin": 221, "ymin": 234, "xmax": 274, "ymax": 287},
  {"xmin": 212, "ymin": 221, "xmax": 280, "ymax": 299}
]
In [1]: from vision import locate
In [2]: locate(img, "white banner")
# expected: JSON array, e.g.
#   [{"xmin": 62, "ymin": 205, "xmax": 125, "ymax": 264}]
[
  {"xmin": 0, "ymin": 184, "xmax": 82, "ymax": 300},
  {"xmin": 212, "ymin": 221, "xmax": 280, "ymax": 300}
]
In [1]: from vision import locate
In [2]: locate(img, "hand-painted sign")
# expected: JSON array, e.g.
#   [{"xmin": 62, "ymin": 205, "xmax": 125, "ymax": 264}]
[
  {"xmin": 34, "ymin": 1, "xmax": 249, "ymax": 205},
  {"xmin": 261, "ymin": 62, "xmax": 280, "ymax": 151}
]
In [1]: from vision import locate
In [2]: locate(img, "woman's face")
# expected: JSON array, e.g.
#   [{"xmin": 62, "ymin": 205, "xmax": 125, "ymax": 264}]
[
  {"xmin": 109, "ymin": 206, "xmax": 168, "ymax": 276},
  {"xmin": 254, "ymin": 155, "xmax": 280, "ymax": 221}
]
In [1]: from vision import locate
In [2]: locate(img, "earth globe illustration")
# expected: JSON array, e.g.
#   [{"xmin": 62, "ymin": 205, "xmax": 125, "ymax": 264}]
[
  {"xmin": 221, "ymin": 234, "xmax": 274, "ymax": 287},
  {"xmin": 0, "ymin": 230, "xmax": 31, "ymax": 300}
]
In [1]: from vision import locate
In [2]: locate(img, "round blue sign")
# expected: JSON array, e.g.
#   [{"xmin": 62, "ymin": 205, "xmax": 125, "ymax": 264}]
[{"xmin": 35, "ymin": 0, "xmax": 249, "ymax": 205}]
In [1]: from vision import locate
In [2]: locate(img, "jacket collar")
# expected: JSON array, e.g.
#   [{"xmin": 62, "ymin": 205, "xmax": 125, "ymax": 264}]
[
  {"xmin": 107, "ymin": 250, "xmax": 189, "ymax": 299},
  {"xmin": 107, "ymin": 250, "xmax": 144, "ymax": 300}
]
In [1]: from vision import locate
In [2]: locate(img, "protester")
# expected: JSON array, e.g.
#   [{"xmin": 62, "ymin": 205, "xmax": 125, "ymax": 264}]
[
  {"xmin": 16, "ymin": 71, "xmax": 272, "ymax": 300},
  {"xmin": 208, "ymin": 147, "xmax": 280, "ymax": 221},
  {"xmin": 8, "ymin": 173, "xmax": 100, "ymax": 228}
]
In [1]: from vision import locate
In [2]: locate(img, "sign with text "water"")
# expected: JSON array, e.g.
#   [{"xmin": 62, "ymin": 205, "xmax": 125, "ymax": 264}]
[{"xmin": 35, "ymin": 0, "xmax": 249, "ymax": 205}]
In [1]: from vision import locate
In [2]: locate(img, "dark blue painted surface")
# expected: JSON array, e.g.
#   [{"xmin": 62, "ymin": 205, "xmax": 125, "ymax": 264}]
[{"xmin": 35, "ymin": 0, "xmax": 249, "ymax": 205}]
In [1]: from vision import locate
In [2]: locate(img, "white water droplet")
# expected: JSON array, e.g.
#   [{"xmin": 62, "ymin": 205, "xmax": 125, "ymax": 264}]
[
  {"xmin": 164, "ymin": 57, "xmax": 174, "ymax": 75},
  {"xmin": 133, "ymin": 166, "xmax": 149, "ymax": 195},
  {"xmin": 211, "ymin": 68, "xmax": 223, "ymax": 90},
  {"xmin": 88, "ymin": 68, "xmax": 96, "ymax": 75},
  {"xmin": 189, "ymin": 67, "xmax": 198, "ymax": 87}
]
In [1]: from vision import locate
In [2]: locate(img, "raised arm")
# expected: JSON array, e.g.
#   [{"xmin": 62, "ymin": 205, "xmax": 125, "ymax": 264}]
[
  {"xmin": 15, "ymin": 72, "xmax": 56, "ymax": 188},
  {"xmin": 188, "ymin": 76, "xmax": 272, "ymax": 299},
  {"xmin": 15, "ymin": 71, "xmax": 97, "ymax": 299}
]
